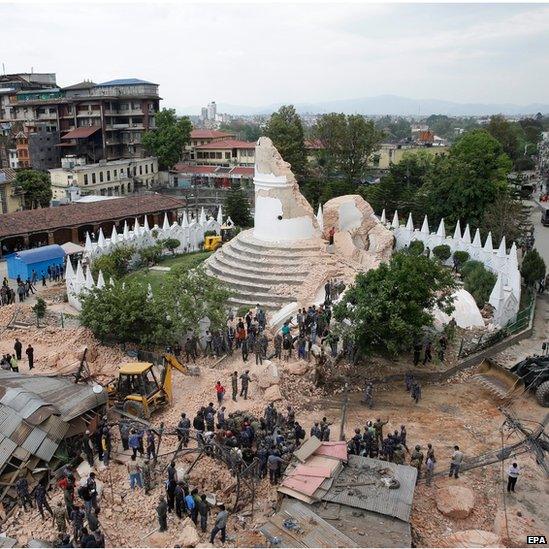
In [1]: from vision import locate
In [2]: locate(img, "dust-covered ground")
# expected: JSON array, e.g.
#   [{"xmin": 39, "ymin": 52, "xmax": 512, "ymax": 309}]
[{"xmin": 1, "ymin": 301, "xmax": 548, "ymax": 547}]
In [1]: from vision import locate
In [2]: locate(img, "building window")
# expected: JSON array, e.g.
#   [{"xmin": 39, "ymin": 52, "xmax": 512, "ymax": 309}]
[
  {"xmin": 107, "ymin": 170, "xmax": 111, "ymax": 181},
  {"xmin": 92, "ymin": 173, "xmax": 96, "ymax": 184},
  {"xmin": 145, "ymin": 164, "xmax": 148, "ymax": 174},
  {"xmin": 216, "ymin": 152, "xmax": 222, "ymax": 159},
  {"xmin": 99, "ymin": 171, "xmax": 104, "ymax": 183},
  {"xmin": 114, "ymin": 169, "xmax": 117, "ymax": 177},
  {"xmin": 133, "ymin": 166, "xmax": 136, "ymax": 176},
  {"xmin": 151, "ymin": 163, "xmax": 154, "ymax": 173},
  {"xmin": 127, "ymin": 167, "xmax": 130, "ymax": 177},
  {"xmin": 84, "ymin": 174, "xmax": 88, "ymax": 185},
  {"xmin": 139, "ymin": 165, "xmax": 142, "ymax": 175},
  {"xmin": 225, "ymin": 152, "xmax": 230, "ymax": 159}
]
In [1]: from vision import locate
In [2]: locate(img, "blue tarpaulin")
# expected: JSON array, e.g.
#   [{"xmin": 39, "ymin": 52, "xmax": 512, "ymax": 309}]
[{"xmin": 6, "ymin": 244, "xmax": 65, "ymax": 280}]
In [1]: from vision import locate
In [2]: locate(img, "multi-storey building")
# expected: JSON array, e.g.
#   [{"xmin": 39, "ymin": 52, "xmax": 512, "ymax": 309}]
[
  {"xmin": 0, "ymin": 168, "xmax": 22, "ymax": 214},
  {"xmin": 0, "ymin": 76, "xmax": 160, "ymax": 164},
  {"xmin": 49, "ymin": 156, "xmax": 158, "ymax": 201},
  {"xmin": 194, "ymin": 139, "xmax": 255, "ymax": 166}
]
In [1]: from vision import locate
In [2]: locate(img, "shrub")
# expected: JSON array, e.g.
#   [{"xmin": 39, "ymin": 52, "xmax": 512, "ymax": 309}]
[
  {"xmin": 161, "ymin": 238, "xmax": 181, "ymax": 255},
  {"xmin": 139, "ymin": 244, "xmax": 164, "ymax": 266},
  {"xmin": 432, "ymin": 244, "xmax": 452, "ymax": 262},
  {"xmin": 204, "ymin": 230, "xmax": 217, "ymax": 238},
  {"xmin": 461, "ymin": 261, "xmax": 497, "ymax": 307},
  {"xmin": 452, "ymin": 251, "xmax": 470, "ymax": 268},
  {"xmin": 91, "ymin": 245, "xmax": 135, "ymax": 280},
  {"xmin": 521, "ymin": 249, "xmax": 546, "ymax": 287},
  {"xmin": 408, "ymin": 240, "xmax": 425, "ymax": 255}
]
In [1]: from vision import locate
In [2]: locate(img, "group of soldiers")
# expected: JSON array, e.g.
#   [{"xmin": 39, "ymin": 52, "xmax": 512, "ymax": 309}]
[{"xmin": 15, "ymin": 466, "xmax": 105, "ymax": 547}]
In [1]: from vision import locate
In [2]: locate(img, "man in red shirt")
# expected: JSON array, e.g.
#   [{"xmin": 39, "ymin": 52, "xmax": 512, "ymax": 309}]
[{"xmin": 215, "ymin": 381, "xmax": 225, "ymax": 405}]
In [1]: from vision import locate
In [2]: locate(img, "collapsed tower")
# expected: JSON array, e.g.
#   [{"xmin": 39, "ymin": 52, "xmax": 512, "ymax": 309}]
[{"xmin": 206, "ymin": 137, "xmax": 393, "ymax": 317}]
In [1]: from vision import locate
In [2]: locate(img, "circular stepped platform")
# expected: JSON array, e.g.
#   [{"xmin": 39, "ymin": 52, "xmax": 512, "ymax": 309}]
[{"xmin": 206, "ymin": 229, "xmax": 328, "ymax": 312}]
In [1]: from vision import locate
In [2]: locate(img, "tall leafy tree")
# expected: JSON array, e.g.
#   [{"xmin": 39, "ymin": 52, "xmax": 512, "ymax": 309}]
[
  {"xmin": 265, "ymin": 105, "xmax": 307, "ymax": 181},
  {"xmin": 481, "ymin": 191, "xmax": 532, "ymax": 245},
  {"xmin": 486, "ymin": 115, "xmax": 520, "ymax": 163},
  {"xmin": 14, "ymin": 169, "xmax": 52, "ymax": 209},
  {"xmin": 521, "ymin": 249, "xmax": 546, "ymax": 288},
  {"xmin": 334, "ymin": 251, "xmax": 456, "ymax": 356},
  {"xmin": 225, "ymin": 181, "xmax": 252, "ymax": 228},
  {"xmin": 422, "ymin": 130, "xmax": 512, "ymax": 228},
  {"xmin": 313, "ymin": 113, "xmax": 384, "ymax": 183},
  {"xmin": 142, "ymin": 108, "xmax": 192, "ymax": 170}
]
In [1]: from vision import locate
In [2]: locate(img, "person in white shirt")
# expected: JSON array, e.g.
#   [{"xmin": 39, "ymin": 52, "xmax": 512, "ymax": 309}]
[
  {"xmin": 449, "ymin": 445, "xmax": 464, "ymax": 478},
  {"xmin": 507, "ymin": 462, "xmax": 520, "ymax": 492}
]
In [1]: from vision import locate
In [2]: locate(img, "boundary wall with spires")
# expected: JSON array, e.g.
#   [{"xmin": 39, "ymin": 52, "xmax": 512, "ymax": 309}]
[
  {"xmin": 65, "ymin": 206, "xmax": 228, "ymax": 311},
  {"xmin": 378, "ymin": 209, "xmax": 521, "ymax": 328}
]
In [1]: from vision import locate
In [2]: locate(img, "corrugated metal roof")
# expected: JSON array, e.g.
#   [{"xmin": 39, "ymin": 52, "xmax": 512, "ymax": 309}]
[
  {"xmin": 0, "ymin": 404, "xmax": 21, "ymax": 437},
  {"xmin": 293, "ymin": 436, "xmax": 322, "ymax": 463},
  {"xmin": 35, "ymin": 436, "xmax": 59, "ymax": 462},
  {"xmin": 0, "ymin": 435, "xmax": 17, "ymax": 468},
  {"xmin": 0, "ymin": 371, "xmax": 107, "ymax": 421},
  {"xmin": 42, "ymin": 415, "xmax": 69, "ymax": 442},
  {"xmin": 260, "ymin": 499, "xmax": 358, "ymax": 548},
  {"xmin": 9, "ymin": 421, "xmax": 32, "ymax": 445},
  {"xmin": 322, "ymin": 455, "xmax": 417, "ymax": 522},
  {"xmin": 21, "ymin": 427, "xmax": 47, "ymax": 454}
]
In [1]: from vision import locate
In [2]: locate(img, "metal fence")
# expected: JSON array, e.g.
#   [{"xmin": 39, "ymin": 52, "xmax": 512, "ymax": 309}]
[{"xmin": 457, "ymin": 290, "xmax": 535, "ymax": 359}]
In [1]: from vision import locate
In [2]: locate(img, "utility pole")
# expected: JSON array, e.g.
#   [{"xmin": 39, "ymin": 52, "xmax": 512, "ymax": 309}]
[{"xmin": 339, "ymin": 382, "xmax": 349, "ymax": 442}]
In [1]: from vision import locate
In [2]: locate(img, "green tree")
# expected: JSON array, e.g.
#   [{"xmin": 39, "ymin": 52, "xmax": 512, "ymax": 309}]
[
  {"xmin": 333, "ymin": 251, "xmax": 456, "ymax": 356},
  {"xmin": 225, "ymin": 181, "xmax": 252, "ymax": 228},
  {"xmin": 521, "ymin": 249, "xmax": 546, "ymax": 287},
  {"xmin": 32, "ymin": 297, "xmax": 47, "ymax": 327},
  {"xmin": 482, "ymin": 191, "xmax": 531, "ymax": 245},
  {"xmin": 265, "ymin": 105, "xmax": 307, "ymax": 181},
  {"xmin": 432, "ymin": 244, "xmax": 451, "ymax": 262},
  {"xmin": 142, "ymin": 108, "xmax": 192, "ymax": 170},
  {"xmin": 80, "ymin": 266, "xmax": 231, "ymax": 347},
  {"xmin": 14, "ymin": 169, "xmax": 52, "ymax": 209},
  {"xmin": 161, "ymin": 238, "xmax": 181, "ymax": 255},
  {"xmin": 139, "ymin": 243, "xmax": 164, "ymax": 266},
  {"xmin": 220, "ymin": 120, "xmax": 261, "ymax": 142},
  {"xmin": 90, "ymin": 245, "xmax": 135, "ymax": 280},
  {"xmin": 486, "ymin": 115, "xmax": 520, "ymax": 163},
  {"xmin": 461, "ymin": 261, "xmax": 497, "ymax": 307},
  {"xmin": 313, "ymin": 113, "xmax": 384, "ymax": 183},
  {"xmin": 422, "ymin": 130, "xmax": 512, "ymax": 228}
]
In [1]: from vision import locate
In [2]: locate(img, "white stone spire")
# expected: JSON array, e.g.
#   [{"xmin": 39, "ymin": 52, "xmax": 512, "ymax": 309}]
[
  {"xmin": 508, "ymin": 242, "xmax": 518, "ymax": 267},
  {"xmin": 489, "ymin": 272, "xmax": 503, "ymax": 309},
  {"xmin": 420, "ymin": 215, "xmax": 429, "ymax": 235},
  {"xmin": 483, "ymin": 231, "xmax": 493, "ymax": 252},
  {"xmin": 144, "ymin": 216, "xmax": 150, "ymax": 232},
  {"xmin": 123, "ymin": 221, "xmax": 130, "ymax": 240},
  {"xmin": 472, "ymin": 228, "xmax": 482, "ymax": 248},
  {"xmin": 497, "ymin": 235, "xmax": 507, "ymax": 256},
  {"xmin": 110, "ymin": 225, "xmax": 118, "ymax": 245},
  {"xmin": 65, "ymin": 257, "xmax": 75, "ymax": 281},
  {"xmin": 406, "ymin": 213, "xmax": 414, "ymax": 231},
  {"xmin": 436, "ymin": 219, "xmax": 446, "ymax": 238},
  {"xmin": 97, "ymin": 270, "xmax": 105, "ymax": 289},
  {"xmin": 84, "ymin": 266, "xmax": 95, "ymax": 290},
  {"xmin": 75, "ymin": 260, "xmax": 85, "ymax": 284},
  {"xmin": 316, "ymin": 204, "xmax": 324, "ymax": 232},
  {"xmin": 162, "ymin": 213, "xmax": 170, "ymax": 231},
  {"xmin": 380, "ymin": 209, "xmax": 386, "ymax": 224},
  {"xmin": 391, "ymin": 210, "xmax": 399, "ymax": 229},
  {"xmin": 181, "ymin": 211, "xmax": 189, "ymax": 228},
  {"xmin": 462, "ymin": 224, "xmax": 471, "ymax": 244},
  {"xmin": 199, "ymin": 207, "xmax": 206, "ymax": 225},
  {"xmin": 217, "ymin": 206, "xmax": 223, "ymax": 225},
  {"xmin": 85, "ymin": 232, "xmax": 93, "ymax": 252},
  {"xmin": 97, "ymin": 228, "xmax": 106, "ymax": 248},
  {"xmin": 453, "ymin": 220, "xmax": 461, "ymax": 241},
  {"xmin": 134, "ymin": 217, "xmax": 140, "ymax": 235}
]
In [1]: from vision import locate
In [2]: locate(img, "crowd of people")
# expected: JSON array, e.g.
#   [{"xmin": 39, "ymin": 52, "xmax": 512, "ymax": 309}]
[{"xmin": 1, "ymin": 264, "xmax": 63, "ymax": 305}]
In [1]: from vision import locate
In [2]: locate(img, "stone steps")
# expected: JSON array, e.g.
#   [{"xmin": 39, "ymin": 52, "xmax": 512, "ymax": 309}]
[
  {"xmin": 230, "ymin": 238, "xmax": 321, "ymax": 261},
  {"xmin": 238, "ymin": 231, "xmax": 324, "ymax": 253},
  {"xmin": 207, "ymin": 256, "xmax": 306, "ymax": 285},
  {"xmin": 220, "ymin": 245, "xmax": 307, "ymax": 270},
  {"xmin": 228, "ymin": 296, "xmax": 287, "ymax": 312}
]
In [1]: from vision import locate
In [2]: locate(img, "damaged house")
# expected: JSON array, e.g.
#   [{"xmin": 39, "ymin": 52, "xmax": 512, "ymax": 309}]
[
  {"xmin": 0, "ymin": 371, "xmax": 107, "ymax": 514},
  {"xmin": 261, "ymin": 438, "xmax": 417, "ymax": 548}
]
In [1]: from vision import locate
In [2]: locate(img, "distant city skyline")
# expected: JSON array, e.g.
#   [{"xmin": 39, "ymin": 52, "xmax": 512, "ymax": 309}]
[{"xmin": 1, "ymin": 3, "xmax": 548, "ymax": 112}]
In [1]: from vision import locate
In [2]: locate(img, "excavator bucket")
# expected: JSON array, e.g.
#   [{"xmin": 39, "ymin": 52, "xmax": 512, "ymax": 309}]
[{"xmin": 471, "ymin": 359, "xmax": 525, "ymax": 400}]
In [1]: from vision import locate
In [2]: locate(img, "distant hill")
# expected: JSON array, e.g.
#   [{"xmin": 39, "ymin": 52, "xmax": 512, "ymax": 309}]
[{"xmin": 180, "ymin": 94, "xmax": 549, "ymax": 117}]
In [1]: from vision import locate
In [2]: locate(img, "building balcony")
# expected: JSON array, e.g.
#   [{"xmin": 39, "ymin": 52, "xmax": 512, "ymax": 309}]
[
  {"xmin": 106, "ymin": 123, "xmax": 130, "ymax": 130},
  {"xmin": 76, "ymin": 112, "xmax": 101, "ymax": 117}
]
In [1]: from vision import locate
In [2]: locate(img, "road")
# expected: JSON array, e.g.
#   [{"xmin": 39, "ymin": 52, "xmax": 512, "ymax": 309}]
[{"xmin": 528, "ymin": 200, "xmax": 549, "ymax": 266}]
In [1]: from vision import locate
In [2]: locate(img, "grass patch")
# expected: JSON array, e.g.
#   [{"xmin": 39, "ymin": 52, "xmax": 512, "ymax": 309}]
[{"xmin": 124, "ymin": 251, "xmax": 212, "ymax": 291}]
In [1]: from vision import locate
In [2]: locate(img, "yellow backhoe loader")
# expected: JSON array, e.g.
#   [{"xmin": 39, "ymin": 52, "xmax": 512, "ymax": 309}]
[{"xmin": 108, "ymin": 353, "xmax": 190, "ymax": 418}]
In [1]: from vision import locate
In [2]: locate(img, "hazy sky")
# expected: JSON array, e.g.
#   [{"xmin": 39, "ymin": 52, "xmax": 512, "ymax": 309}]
[{"xmin": 1, "ymin": 2, "xmax": 548, "ymax": 110}]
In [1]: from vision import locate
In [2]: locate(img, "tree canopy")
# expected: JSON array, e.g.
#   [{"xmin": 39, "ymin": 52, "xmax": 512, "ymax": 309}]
[
  {"xmin": 225, "ymin": 181, "xmax": 252, "ymax": 228},
  {"xmin": 265, "ymin": 105, "xmax": 307, "ymax": 181},
  {"xmin": 313, "ymin": 113, "xmax": 384, "ymax": 183},
  {"xmin": 80, "ymin": 266, "xmax": 230, "ymax": 347},
  {"xmin": 14, "ymin": 169, "xmax": 52, "ymax": 209},
  {"xmin": 521, "ymin": 249, "xmax": 546, "ymax": 287},
  {"xmin": 142, "ymin": 108, "xmax": 192, "ymax": 170},
  {"xmin": 334, "ymin": 251, "xmax": 456, "ymax": 356}
]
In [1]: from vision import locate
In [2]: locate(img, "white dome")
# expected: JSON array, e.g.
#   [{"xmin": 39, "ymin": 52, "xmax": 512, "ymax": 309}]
[{"xmin": 433, "ymin": 288, "xmax": 484, "ymax": 329}]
